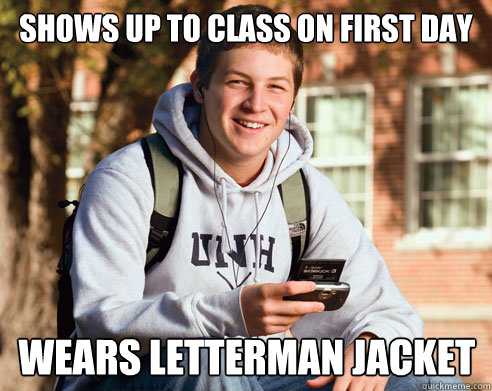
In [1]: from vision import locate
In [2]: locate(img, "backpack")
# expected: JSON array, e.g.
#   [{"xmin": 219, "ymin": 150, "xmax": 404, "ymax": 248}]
[{"xmin": 56, "ymin": 132, "xmax": 310, "ymax": 339}]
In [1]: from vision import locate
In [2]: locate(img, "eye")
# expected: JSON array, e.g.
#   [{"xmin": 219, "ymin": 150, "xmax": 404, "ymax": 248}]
[
  {"xmin": 269, "ymin": 84, "xmax": 286, "ymax": 91},
  {"xmin": 228, "ymin": 79, "xmax": 247, "ymax": 86}
]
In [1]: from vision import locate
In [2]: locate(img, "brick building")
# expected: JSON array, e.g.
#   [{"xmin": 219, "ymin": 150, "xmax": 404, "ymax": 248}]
[
  {"xmin": 291, "ymin": 0, "xmax": 492, "ymax": 383},
  {"xmin": 68, "ymin": 0, "xmax": 492, "ymax": 383}
]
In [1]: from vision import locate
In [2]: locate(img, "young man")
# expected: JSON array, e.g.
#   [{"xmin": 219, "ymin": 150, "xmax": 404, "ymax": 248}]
[{"xmin": 65, "ymin": 4, "xmax": 462, "ymax": 391}]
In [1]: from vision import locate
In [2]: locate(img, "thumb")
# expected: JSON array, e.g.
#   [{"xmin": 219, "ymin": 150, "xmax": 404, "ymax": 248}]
[{"xmin": 307, "ymin": 375, "xmax": 335, "ymax": 389}]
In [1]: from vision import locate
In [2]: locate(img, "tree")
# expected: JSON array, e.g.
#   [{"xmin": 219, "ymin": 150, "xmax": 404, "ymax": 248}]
[
  {"xmin": 0, "ymin": 0, "xmax": 79, "ymax": 388},
  {"xmin": 84, "ymin": 0, "xmax": 225, "ymax": 173},
  {"xmin": 0, "ymin": 0, "xmax": 224, "ymax": 388}
]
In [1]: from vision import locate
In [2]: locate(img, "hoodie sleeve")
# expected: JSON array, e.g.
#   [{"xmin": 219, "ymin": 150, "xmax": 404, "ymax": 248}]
[
  {"xmin": 291, "ymin": 164, "xmax": 423, "ymax": 345},
  {"xmin": 71, "ymin": 149, "xmax": 248, "ymax": 346}
]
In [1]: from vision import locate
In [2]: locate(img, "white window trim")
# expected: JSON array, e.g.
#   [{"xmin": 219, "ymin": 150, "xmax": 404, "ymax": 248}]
[
  {"xmin": 70, "ymin": 100, "xmax": 98, "ymax": 112},
  {"xmin": 398, "ymin": 72, "xmax": 492, "ymax": 251},
  {"xmin": 67, "ymin": 99, "xmax": 98, "ymax": 179},
  {"xmin": 296, "ymin": 81, "xmax": 374, "ymax": 236},
  {"xmin": 416, "ymin": 304, "xmax": 492, "ymax": 321}
]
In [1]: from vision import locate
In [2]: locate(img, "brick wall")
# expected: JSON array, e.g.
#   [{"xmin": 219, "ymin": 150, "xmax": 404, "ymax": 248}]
[{"xmin": 302, "ymin": 0, "xmax": 492, "ymax": 383}]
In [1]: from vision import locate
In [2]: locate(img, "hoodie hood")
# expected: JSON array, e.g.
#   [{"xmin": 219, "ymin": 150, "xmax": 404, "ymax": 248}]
[{"xmin": 152, "ymin": 83, "xmax": 313, "ymax": 193}]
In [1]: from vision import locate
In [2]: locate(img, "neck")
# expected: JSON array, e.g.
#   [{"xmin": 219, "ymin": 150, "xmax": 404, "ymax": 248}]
[
  {"xmin": 198, "ymin": 111, "xmax": 266, "ymax": 184},
  {"xmin": 214, "ymin": 155, "xmax": 266, "ymax": 184}
]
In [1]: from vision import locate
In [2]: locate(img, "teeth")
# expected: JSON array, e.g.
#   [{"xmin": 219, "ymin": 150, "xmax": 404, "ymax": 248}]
[{"xmin": 237, "ymin": 120, "xmax": 265, "ymax": 129}]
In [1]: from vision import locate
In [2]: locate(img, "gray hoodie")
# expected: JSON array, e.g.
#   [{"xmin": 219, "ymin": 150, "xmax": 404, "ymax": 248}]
[{"xmin": 64, "ymin": 83, "xmax": 422, "ymax": 388}]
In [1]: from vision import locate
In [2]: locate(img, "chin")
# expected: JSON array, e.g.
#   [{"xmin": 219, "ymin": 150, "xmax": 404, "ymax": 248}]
[{"xmin": 233, "ymin": 143, "xmax": 267, "ymax": 159}]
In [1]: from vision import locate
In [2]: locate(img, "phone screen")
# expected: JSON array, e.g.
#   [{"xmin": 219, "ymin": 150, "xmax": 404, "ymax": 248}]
[{"xmin": 289, "ymin": 259, "xmax": 345, "ymax": 282}]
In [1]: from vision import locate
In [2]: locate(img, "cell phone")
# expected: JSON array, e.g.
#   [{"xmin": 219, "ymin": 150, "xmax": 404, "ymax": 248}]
[{"xmin": 283, "ymin": 259, "xmax": 350, "ymax": 311}]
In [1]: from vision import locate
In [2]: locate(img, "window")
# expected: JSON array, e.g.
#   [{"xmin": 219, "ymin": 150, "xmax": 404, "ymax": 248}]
[
  {"xmin": 403, "ymin": 73, "xmax": 492, "ymax": 248},
  {"xmin": 296, "ymin": 83, "xmax": 373, "ymax": 229},
  {"xmin": 66, "ymin": 101, "xmax": 96, "ymax": 201}
]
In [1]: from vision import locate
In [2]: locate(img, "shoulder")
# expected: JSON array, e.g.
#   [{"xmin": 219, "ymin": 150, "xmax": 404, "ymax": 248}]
[
  {"xmin": 84, "ymin": 141, "xmax": 154, "ymax": 210},
  {"xmin": 301, "ymin": 163, "xmax": 342, "ymax": 206},
  {"xmin": 301, "ymin": 162, "xmax": 362, "ymax": 233},
  {"xmin": 299, "ymin": 163, "xmax": 365, "ymax": 259},
  {"xmin": 92, "ymin": 141, "xmax": 151, "ymax": 190}
]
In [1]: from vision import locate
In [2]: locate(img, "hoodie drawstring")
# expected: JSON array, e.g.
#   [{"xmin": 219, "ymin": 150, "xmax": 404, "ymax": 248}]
[
  {"xmin": 219, "ymin": 178, "xmax": 262, "ymax": 284},
  {"xmin": 254, "ymin": 192, "xmax": 261, "ymax": 283},
  {"xmin": 220, "ymin": 178, "xmax": 233, "ymax": 254}
]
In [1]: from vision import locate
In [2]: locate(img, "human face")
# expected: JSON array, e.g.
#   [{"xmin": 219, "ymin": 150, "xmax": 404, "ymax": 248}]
[{"xmin": 197, "ymin": 46, "xmax": 295, "ymax": 172}]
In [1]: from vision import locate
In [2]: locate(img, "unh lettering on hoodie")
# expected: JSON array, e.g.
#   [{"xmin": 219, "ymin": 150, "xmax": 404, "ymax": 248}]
[{"xmin": 191, "ymin": 232, "xmax": 275, "ymax": 273}]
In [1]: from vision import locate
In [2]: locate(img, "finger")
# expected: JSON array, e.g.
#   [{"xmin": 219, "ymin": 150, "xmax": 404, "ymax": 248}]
[
  {"xmin": 347, "ymin": 378, "xmax": 369, "ymax": 391},
  {"xmin": 273, "ymin": 299, "xmax": 324, "ymax": 315},
  {"xmin": 306, "ymin": 375, "xmax": 334, "ymax": 389},
  {"xmin": 373, "ymin": 376, "xmax": 390, "ymax": 391},
  {"xmin": 262, "ymin": 324, "xmax": 295, "ymax": 336},
  {"xmin": 332, "ymin": 376, "xmax": 351, "ymax": 391},
  {"xmin": 266, "ymin": 281, "xmax": 317, "ymax": 298},
  {"xmin": 264, "ymin": 314, "xmax": 304, "ymax": 326}
]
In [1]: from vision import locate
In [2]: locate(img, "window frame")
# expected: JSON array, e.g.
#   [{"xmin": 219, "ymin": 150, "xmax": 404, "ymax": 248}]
[
  {"xmin": 67, "ymin": 100, "xmax": 97, "ymax": 179},
  {"xmin": 66, "ymin": 100, "xmax": 98, "ymax": 205},
  {"xmin": 402, "ymin": 72, "xmax": 492, "ymax": 250},
  {"xmin": 295, "ymin": 81, "xmax": 374, "ymax": 235}
]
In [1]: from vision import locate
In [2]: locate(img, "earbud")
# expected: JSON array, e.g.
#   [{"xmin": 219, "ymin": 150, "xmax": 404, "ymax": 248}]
[{"xmin": 197, "ymin": 84, "xmax": 205, "ymax": 99}]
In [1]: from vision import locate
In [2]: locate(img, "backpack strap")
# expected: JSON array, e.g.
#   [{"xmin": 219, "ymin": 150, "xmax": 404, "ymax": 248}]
[
  {"xmin": 56, "ymin": 200, "xmax": 80, "ymax": 340},
  {"xmin": 278, "ymin": 169, "xmax": 311, "ymax": 278},
  {"xmin": 55, "ymin": 134, "xmax": 181, "ymax": 391},
  {"xmin": 141, "ymin": 133, "xmax": 183, "ymax": 272}
]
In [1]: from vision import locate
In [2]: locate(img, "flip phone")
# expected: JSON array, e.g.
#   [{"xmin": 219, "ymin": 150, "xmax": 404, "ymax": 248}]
[{"xmin": 284, "ymin": 259, "xmax": 350, "ymax": 311}]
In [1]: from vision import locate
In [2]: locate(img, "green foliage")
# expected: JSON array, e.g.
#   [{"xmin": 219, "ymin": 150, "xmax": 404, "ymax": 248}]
[
  {"xmin": 0, "ymin": 0, "xmax": 79, "ymax": 119},
  {"xmin": 0, "ymin": 0, "xmax": 32, "ymax": 97}
]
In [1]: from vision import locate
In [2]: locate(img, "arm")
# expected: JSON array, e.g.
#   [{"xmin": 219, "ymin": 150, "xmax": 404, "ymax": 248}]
[
  {"xmin": 291, "ymin": 165, "xmax": 423, "ymax": 344},
  {"xmin": 241, "ymin": 281, "xmax": 325, "ymax": 336},
  {"xmin": 307, "ymin": 332, "xmax": 390, "ymax": 390},
  {"xmin": 71, "ymin": 158, "xmax": 248, "ymax": 344}
]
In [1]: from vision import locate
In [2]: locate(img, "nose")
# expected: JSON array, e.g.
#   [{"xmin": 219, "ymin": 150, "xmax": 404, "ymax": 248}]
[{"xmin": 241, "ymin": 86, "xmax": 267, "ymax": 112}]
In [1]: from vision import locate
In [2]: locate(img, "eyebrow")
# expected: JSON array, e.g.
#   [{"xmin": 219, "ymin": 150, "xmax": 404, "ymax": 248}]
[{"xmin": 224, "ymin": 70, "xmax": 291, "ymax": 83}]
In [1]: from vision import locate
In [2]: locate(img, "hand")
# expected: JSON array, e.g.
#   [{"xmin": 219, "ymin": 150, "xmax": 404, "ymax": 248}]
[
  {"xmin": 307, "ymin": 333, "xmax": 389, "ymax": 391},
  {"xmin": 241, "ymin": 281, "xmax": 324, "ymax": 336}
]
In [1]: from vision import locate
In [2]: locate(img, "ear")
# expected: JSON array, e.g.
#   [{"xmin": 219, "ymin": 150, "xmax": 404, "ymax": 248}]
[{"xmin": 190, "ymin": 70, "xmax": 204, "ymax": 104}]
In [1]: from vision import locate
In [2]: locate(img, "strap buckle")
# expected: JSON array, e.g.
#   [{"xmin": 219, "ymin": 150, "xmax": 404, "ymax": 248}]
[{"xmin": 148, "ymin": 226, "xmax": 169, "ymax": 248}]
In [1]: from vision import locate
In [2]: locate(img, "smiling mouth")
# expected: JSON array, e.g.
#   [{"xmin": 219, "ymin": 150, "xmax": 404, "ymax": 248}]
[{"xmin": 234, "ymin": 119, "xmax": 267, "ymax": 130}]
